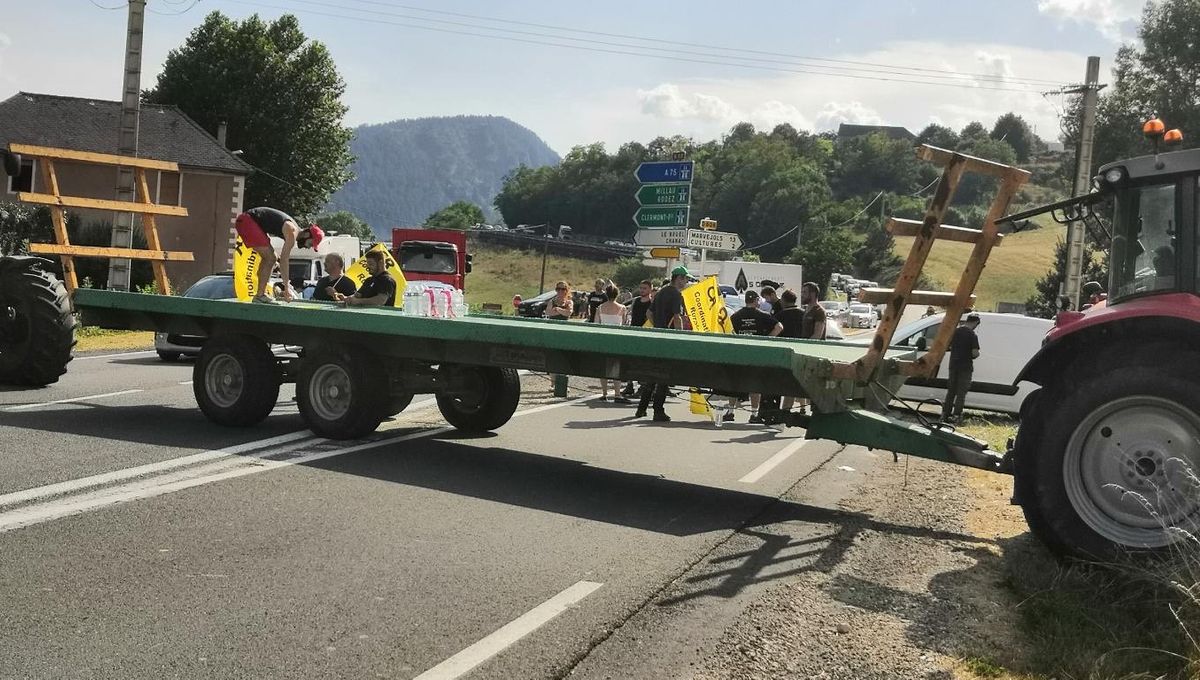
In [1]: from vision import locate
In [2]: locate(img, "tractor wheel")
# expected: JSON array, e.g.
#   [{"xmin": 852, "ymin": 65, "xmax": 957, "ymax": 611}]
[
  {"xmin": 1018, "ymin": 362, "xmax": 1200, "ymax": 559},
  {"xmin": 296, "ymin": 345, "xmax": 389, "ymax": 440},
  {"xmin": 194, "ymin": 335, "xmax": 280, "ymax": 427},
  {"xmin": 436, "ymin": 365, "xmax": 520, "ymax": 433},
  {"xmin": 386, "ymin": 392, "xmax": 415, "ymax": 417},
  {"xmin": 0, "ymin": 257, "xmax": 76, "ymax": 386}
]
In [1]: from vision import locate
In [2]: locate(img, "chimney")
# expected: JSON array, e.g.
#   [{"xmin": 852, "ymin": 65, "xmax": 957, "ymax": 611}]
[{"xmin": 217, "ymin": 121, "xmax": 227, "ymax": 147}]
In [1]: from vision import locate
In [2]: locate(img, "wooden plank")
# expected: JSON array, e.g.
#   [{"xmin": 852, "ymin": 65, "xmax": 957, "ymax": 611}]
[
  {"xmin": 856, "ymin": 288, "xmax": 975, "ymax": 307},
  {"xmin": 886, "ymin": 218, "xmax": 1003, "ymax": 246},
  {"xmin": 9, "ymin": 143, "xmax": 179, "ymax": 172},
  {"xmin": 29, "ymin": 243, "xmax": 195, "ymax": 261},
  {"xmin": 37, "ymin": 159, "xmax": 77, "ymax": 292},
  {"xmin": 136, "ymin": 168, "xmax": 172, "ymax": 295},
  {"xmin": 917, "ymin": 145, "xmax": 1032, "ymax": 181},
  {"xmin": 16, "ymin": 192, "xmax": 189, "ymax": 217}
]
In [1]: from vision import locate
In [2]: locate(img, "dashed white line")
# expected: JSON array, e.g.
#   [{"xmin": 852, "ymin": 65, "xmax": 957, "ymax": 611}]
[
  {"xmin": 413, "ymin": 580, "xmax": 604, "ymax": 680},
  {"xmin": 739, "ymin": 438, "xmax": 809, "ymax": 484},
  {"xmin": 178, "ymin": 380, "xmax": 193, "ymax": 385},
  {"xmin": 73, "ymin": 350, "xmax": 158, "ymax": 361},
  {"xmin": 6, "ymin": 389, "xmax": 145, "ymax": 411}
]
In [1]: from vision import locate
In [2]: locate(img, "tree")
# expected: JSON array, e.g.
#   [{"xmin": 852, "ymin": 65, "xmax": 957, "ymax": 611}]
[
  {"xmin": 314, "ymin": 210, "xmax": 375, "ymax": 242},
  {"xmin": 0, "ymin": 202, "xmax": 53, "ymax": 256},
  {"xmin": 916, "ymin": 124, "xmax": 959, "ymax": 150},
  {"xmin": 1026, "ymin": 236, "xmax": 1108, "ymax": 318},
  {"xmin": 990, "ymin": 112, "xmax": 1037, "ymax": 162},
  {"xmin": 425, "ymin": 201, "xmax": 485, "ymax": 230},
  {"xmin": 959, "ymin": 121, "xmax": 989, "ymax": 144},
  {"xmin": 784, "ymin": 225, "xmax": 856, "ymax": 294},
  {"xmin": 832, "ymin": 132, "xmax": 926, "ymax": 199},
  {"xmin": 145, "ymin": 12, "xmax": 354, "ymax": 216}
]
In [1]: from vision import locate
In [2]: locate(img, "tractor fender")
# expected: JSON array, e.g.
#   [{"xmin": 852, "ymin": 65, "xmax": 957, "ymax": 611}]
[{"xmin": 0, "ymin": 255, "xmax": 56, "ymax": 273}]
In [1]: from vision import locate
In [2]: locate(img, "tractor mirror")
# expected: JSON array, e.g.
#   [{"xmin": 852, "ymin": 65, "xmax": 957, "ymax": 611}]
[
  {"xmin": 1, "ymin": 150, "xmax": 20, "ymax": 177},
  {"xmin": 915, "ymin": 336, "xmax": 928, "ymax": 351}
]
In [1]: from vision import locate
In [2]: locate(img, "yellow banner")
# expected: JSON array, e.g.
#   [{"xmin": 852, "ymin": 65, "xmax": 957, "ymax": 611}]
[
  {"xmin": 344, "ymin": 243, "xmax": 408, "ymax": 307},
  {"xmin": 232, "ymin": 236, "xmax": 263, "ymax": 301},
  {"xmin": 682, "ymin": 276, "xmax": 732, "ymax": 335}
]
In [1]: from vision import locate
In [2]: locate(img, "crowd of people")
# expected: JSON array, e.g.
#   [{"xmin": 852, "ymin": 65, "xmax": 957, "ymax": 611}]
[{"xmin": 542, "ymin": 267, "xmax": 829, "ymax": 426}]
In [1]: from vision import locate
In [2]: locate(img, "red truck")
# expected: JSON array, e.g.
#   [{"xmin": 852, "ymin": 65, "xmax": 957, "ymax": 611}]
[{"xmin": 391, "ymin": 228, "xmax": 472, "ymax": 290}]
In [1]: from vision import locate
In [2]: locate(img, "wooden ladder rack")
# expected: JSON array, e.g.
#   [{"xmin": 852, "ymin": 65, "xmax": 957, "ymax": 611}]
[{"xmin": 11, "ymin": 143, "xmax": 193, "ymax": 295}]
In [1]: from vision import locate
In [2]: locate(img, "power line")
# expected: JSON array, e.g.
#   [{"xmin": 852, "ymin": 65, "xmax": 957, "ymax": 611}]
[
  {"xmin": 89, "ymin": 0, "xmax": 128, "ymax": 9},
  {"xmin": 213, "ymin": 0, "xmax": 1051, "ymax": 94},
  {"xmin": 147, "ymin": 0, "xmax": 200, "ymax": 15},
  {"xmin": 336, "ymin": 0, "xmax": 1068, "ymax": 87}
]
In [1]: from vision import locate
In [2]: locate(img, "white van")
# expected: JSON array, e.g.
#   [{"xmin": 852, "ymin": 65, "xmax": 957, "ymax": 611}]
[{"xmin": 851, "ymin": 312, "xmax": 1053, "ymax": 414}]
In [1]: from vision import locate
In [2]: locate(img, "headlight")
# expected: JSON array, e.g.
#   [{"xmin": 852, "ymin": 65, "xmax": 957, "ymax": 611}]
[{"xmin": 1103, "ymin": 167, "xmax": 1124, "ymax": 184}]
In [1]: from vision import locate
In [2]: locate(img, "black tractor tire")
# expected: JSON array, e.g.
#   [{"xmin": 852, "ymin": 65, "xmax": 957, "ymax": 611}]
[
  {"xmin": 1017, "ymin": 360, "xmax": 1200, "ymax": 560},
  {"xmin": 157, "ymin": 350, "xmax": 181, "ymax": 363},
  {"xmin": 0, "ymin": 257, "xmax": 76, "ymax": 386},
  {"xmin": 193, "ymin": 334, "xmax": 280, "ymax": 427},
  {"xmin": 296, "ymin": 344, "xmax": 389, "ymax": 440},
  {"xmin": 387, "ymin": 392, "xmax": 415, "ymax": 417},
  {"xmin": 436, "ymin": 365, "xmax": 521, "ymax": 433}
]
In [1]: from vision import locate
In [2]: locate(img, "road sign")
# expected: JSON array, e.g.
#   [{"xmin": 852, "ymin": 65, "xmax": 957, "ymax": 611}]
[
  {"xmin": 699, "ymin": 217, "xmax": 718, "ymax": 231},
  {"xmin": 636, "ymin": 183, "xmax": 691, "ymax": 206},
  {"xmin": 634, "ymin": 206, "xmax": 689, "ymax": 228},
  {"xmin": 635, "ymin": 161, "xmax": 694, "ymax": 184},
  {"xmin": 642, "ymin": 258, "xmax": 669, "ymax": 267},
  {"xmin": 649, "ymin": 247, "xmax": 681, "ymax": 259},
  {"xmin": 686, "ymin": 229, "xmax": 743, "ymax": 251},
  {"xmin": 635, "ymin": 228, "xmax": 688, "ymax": 247}
]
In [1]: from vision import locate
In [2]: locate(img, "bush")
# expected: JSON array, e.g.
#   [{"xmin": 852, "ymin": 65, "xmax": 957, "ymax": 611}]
[{"xmin": 611, "ymin": 258, "xmax": 660, "ymax": 289}]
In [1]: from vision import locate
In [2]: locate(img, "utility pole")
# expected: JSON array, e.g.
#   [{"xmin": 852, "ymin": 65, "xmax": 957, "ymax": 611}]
[
  {"xmin": 107, "ymin": 0, "xmax": 146, "ymax": 291},
  {"xmin": 539, "ymin": 222, "xmax": 550, "ymax": 294},
  {"xmin": 1062, "ymin": 56, "xmax": 1102, "ymax": 310}
]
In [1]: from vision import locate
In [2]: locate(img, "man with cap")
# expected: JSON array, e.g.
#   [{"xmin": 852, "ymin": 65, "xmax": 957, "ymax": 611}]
[
  {"xmin": 943, "ymin": 313, "xmax": 982, "ymax": 423},
  {"xmin": 234, "ymin": 206, "xmax": 325, "ymax": 303},
  {"xmin": 1081, "ymin": 281, "xmax": 1107, "ymax": 311},
  {"xmin": 635, "ymin": 265, "xmax": 690, "ymax": 422}
]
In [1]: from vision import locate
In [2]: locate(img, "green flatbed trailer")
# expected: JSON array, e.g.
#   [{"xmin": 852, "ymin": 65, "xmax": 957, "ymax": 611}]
[{"xmin": 72, "ymin": 288, "xmax": 1000, "ymax": 472}]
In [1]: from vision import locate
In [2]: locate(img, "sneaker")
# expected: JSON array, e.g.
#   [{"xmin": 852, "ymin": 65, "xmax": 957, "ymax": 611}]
[
  {"xmin": 252, "ymin": 294, "xmax": 275, "ymax": 304},
  {"xmin": 634, "ymin": 409, "xmax": 647, "ymax": 419},
  {"xmin": 722, "ymin": 412, "xmax": 736, "ymax": 422},
  {"xmin": 653, "ymin": 410, "xmax": 671, "ymax": 422},
  {"xmin": 614, "ymin": 396, "xmax": 632, "ymax": 405},
  {"xmin": 749, "ymin": 414, "xmax": 764, "ymax": 425},
  {"xmin": 621, "ymin": 386, "xmax": 636, "ymax": 397},
  {"xmin": 599, "ymin": 395, "xmax": 608, "ymax": 402}
]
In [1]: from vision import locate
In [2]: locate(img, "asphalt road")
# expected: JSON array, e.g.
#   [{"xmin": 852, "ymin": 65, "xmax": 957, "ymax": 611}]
[{"xmin": 0, "ymin": 349, "xmax": 885, "ymax": 679}]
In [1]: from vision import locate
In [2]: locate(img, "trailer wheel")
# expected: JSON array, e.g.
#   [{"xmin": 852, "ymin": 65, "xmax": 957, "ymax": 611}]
[
  {"xmin": 436, "ymin": 366, "xmax": 520, "ymax": 432},
  {"xmin": 194, "ymin": 335, "xmax": 280, "ymax": 427},
  {"xmin": 0, "ymin": 257, "xmax": 76, "ymax": 386},
  {"xmin": 1019, "ymin": 364, "xmax": 1200, "ymax": 559},
  {"xmin": 296, "ymin": 345, "xmax": 388, "ymax": 439}
]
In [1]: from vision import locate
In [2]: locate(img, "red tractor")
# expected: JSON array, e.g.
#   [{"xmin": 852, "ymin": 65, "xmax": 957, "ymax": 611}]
[{"xmin": 1007, "ymin": 121, "xmax": 1200, "ymax": 558}]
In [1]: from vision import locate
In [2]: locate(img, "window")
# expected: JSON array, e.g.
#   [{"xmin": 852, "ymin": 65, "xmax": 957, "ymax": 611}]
[
  {"xmin": 156, "ymin": 171, "xmax": 182, "ymax": 206},
  {"xmin": 6, "ymin": 158, "xmax": 34, "ymax": 194},
  {"xmin": 1111, "ymin": 182, "xmax": 1178, "ymax": 299},
  {"xmin": 400, "ymin": 245, "xmax": 458, "ymax": 274}
]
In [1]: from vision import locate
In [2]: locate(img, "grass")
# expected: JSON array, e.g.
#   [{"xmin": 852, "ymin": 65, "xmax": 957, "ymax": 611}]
[
  {"xmin": 466, "ymin": 244, "xmax": 624, "ymax": 311},
  {"xmin": 893, "ymin": 221, "xmax": 1062, "ymax": 312},
  {"xmin": 74, "ymin": 325, "xmax": 154, "ymax": 352}
]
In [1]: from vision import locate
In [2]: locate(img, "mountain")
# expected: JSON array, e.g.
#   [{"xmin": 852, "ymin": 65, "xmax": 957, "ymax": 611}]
[{"xmin": 326, "ymin": 115, "xmax": 559, "ymax": 236}]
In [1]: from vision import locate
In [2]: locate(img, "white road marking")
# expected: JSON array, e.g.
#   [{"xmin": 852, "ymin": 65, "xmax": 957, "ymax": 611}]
[
  {"xmin": 6, "ymin": 389, "xmax": 144, "ymax": 411},
  {"xmin": 73, "ymin": 350, "xmax": 158, "ymax": 361},
  {"xmin": 413, "ymin": 580, "xmax": 604, "ymax": 680},
  {"xmin": 0, "ymin": 396, "xmax": 586, "ymax": 533},
  {"xmin": 179, "ymin": 380, "xmax": 193, "ymax": 385},
  {"xmin": 739, "ymin": 438, "xmax": 810, "ymax": 484}
]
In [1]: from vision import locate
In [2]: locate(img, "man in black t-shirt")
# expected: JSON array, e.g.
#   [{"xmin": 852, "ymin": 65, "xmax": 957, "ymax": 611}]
[
  {"xmin": 234, "ymin": 206, "xmax": 325, "ymax": 303},
  {"xmin": 942, "ymin": 313, "xmax": 982, "ymax": 423},
  {"xmin": 730, "ymin": 290, "xmax": 783, "ymax": 423},
  {"xmin": 636, "ymin": 267, "xmax": 689, "ymax": 422},
  {"xmin": 586, "ymin": 279, "xmax": 608, "ymax": 322},
  {"xmin": 340, "ymin": 251, "xmax": 396, "ymax": 307},
  {"xmin": 313, "ymin": 253, "xmax": 358, "ymax": 301},
  {"xmin": 622, "ymin": 279, "xmax": 655, "ymax": 397}
]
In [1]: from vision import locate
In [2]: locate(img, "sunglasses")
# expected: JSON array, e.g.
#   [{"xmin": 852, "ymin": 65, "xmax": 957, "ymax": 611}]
[{"xmin": 556, "ymin": 287, "xmax": 567, "ymax": 291}]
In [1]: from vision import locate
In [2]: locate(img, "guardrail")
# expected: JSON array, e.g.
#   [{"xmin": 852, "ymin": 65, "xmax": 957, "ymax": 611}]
[{"xmin": 468, "ymin": 229, "xmax": 638, "ymax": 261}]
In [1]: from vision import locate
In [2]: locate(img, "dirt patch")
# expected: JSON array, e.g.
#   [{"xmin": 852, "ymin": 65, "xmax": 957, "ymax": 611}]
[{"xmin": 75, "ymin": 330, "xmax": 155, "ymax": 353}]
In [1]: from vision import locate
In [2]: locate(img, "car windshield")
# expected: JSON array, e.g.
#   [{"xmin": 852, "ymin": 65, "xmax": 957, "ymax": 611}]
[
  {"xmin": 850, "ymin": 304, "xmax": 872, "ymax": 314},
  {"xmin": 400, "ymin": 246, "xmax": 458, "ymax": 274},
  {"xmin": 184, "ymin": 276, "xmax": 235, "ymax": 299},
  {"xmin": 288, "ymin": 261, "xmax": 311, "ymax": 282},
  {"xmin": 819, "ymin": 301, "xmax": 840, "ymax": 310},
  {"xmin": 1111, "ymin": 182, "xmax": 1178, "ymax": 300}
]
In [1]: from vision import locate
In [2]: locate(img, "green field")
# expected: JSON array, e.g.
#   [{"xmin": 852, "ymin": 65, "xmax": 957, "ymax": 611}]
[
  {"xmin": 893, "ymin": 222, "xmax": 1062, "ymax": 312},
  {"xmin": 466, "ymin": 245, "xmax": 622, "ymax": 311}
]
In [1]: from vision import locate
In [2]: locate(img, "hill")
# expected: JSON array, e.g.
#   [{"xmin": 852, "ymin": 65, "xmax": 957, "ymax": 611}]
[
  {"xmin": 467, "ymin": 244, "xmax": 617, "ymax": 311},
  {"xmin": 327, "ymin": 115, "xmax": 559, "ymax": 237},
  {"xmin": 892, "ymin": 220, "xmax": 1062, "ymax": 312}
]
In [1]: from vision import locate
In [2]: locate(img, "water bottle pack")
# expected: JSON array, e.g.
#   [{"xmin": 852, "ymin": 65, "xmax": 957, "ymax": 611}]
[{"xmin": 402, "ymin": 283, "xmax": 468, "ymax": 318}]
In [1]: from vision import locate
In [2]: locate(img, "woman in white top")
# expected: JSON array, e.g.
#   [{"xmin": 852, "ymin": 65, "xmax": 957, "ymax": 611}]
[{"xmin": 595, "ymin": 285, "xmax": 630, "ymax": 403}]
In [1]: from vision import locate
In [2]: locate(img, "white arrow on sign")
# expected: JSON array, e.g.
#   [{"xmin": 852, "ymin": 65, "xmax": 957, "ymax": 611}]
[
  {"xmin": 634, "ymin": 228, "xmax": 688, "ymax": 247},
  {"xmin": 641, "ymin": 258, "xmax": 669, "ymax": 267},
  {"xmin": 686, "ymin": 228, "xmax": 743, "ymax": 251}
]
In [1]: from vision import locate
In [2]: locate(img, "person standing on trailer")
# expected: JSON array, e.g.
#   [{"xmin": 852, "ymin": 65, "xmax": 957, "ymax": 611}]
[
  {"xmin": 942, "ymin": 313, "xmax": 981, "ymax": 424},
  {"xmin": 234, "ymin": 206, "xmax": 325, "ymax": 303}
]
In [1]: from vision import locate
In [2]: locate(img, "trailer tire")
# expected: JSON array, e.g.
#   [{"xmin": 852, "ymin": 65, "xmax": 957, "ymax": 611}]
[
  {"xmin": 436, "ymin": 366, "xmax": 520, "ymax": 433},
  {"xmin": 194, "ymin": 335, "xmax": 280, "ymax": 427},
  {"xmin": 1018, "ymin": 362, "xmax": 1200, "ymax": 560},
  {"xmin": 296, "ymin": 345, "xmax": 388, "ymax": 439},
  {"xmin": 0, "ymin": 257, "xmax": 76, "ymax": 386}
]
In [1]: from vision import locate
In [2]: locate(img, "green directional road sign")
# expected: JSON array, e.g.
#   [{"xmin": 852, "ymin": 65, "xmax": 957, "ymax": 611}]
[
  {"xmin": 634, "ymin": 206, "xmax": 689, "ymax": 228},
  {"xmin": 636, "ymin": 183, "xmax": 691, "ymax": 206}
]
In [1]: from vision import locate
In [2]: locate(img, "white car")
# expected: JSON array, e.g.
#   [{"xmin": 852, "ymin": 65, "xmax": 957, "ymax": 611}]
[
  {"xmin": 847, "ymin": 303, "xmax": 877, "ymax": 329},
  {"xmin": 848, "ymin": 312, "xmax": 1053, "ymax": 414},
  {"xmin": 818, "ymin": 300, "xmax": 848, "ymax": 325}
]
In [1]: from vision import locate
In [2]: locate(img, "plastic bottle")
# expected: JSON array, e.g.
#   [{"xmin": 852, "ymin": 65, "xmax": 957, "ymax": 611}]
[
  {"xmin": 423, "ymin": 287, "xmax": 440, "ymax": 317},
  {"xmin": 441, "ymin": 289, "xmax": 455, "ymax": 318},
  {"xmin": 452, "ymin": 289, "xmax": 468, "ymax": 318},
  {"xmin": 403, "ymin": 287, "xmax": 420, "ymax": 316}
]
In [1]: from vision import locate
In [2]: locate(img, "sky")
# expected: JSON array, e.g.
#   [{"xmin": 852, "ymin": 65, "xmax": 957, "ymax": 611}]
[{"xmin": 1, "ymin": 0, "xmax": 1147, "ymax": 155}]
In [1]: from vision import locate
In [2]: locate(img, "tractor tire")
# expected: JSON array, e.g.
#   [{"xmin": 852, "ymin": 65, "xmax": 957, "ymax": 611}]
[
  {"xmin": 386, "ymin": 392, "xmax": 415, "ymax": 417},
  {"xmin": 1017, "ymin": 360, "xmax": 1200, "ymax": 560},
  {"xmin": 296, "ymin": 344, "xmax": 389, "ymax": 440},
  {"xmin": 194, "ymin": 335, "xmax": 280, "ymax": 427},
  {"xmin": 0, "ymin": 257, "xmax": 76, "ymax": 386},
  {"xmin": 436, "ymin": 365, "xmax": 521, "ymax": 433}
]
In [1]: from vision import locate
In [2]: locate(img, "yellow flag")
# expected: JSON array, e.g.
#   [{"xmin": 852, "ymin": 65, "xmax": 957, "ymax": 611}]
[
  {"xmin": 681, "ymin": 276, "xmax": 733, "ymax": 334},
  {"xmin": 344, "ymin": 243, "xmax": 408, "ymax": 307},
  {"xmin": 232, "ymin": 236, "xmax": 262, "ymax": 301},
  {"xmin": 689, "ymin": 388, "xmax": 711, "ymax": 415}
]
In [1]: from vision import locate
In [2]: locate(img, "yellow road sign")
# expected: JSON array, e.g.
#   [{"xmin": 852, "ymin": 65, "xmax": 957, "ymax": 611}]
[
  {"xmin": 649, "ymin": 247, "xmax": 681, "ymax": 259},
  {"xmin": 700, "ymin": 217, "xmax": 718, "ymax": 231}
]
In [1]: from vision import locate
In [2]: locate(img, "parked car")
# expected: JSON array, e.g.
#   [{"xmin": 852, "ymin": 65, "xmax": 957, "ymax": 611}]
[
  {"xmin": 847, "ymin": 312, "xmax": 1053, "ymax": 413},
  {"xmin": 818, "ymin": 300, "xmax": 849, "ymax": 325},
  {"xmin": 515, "ymin": 289, "xmax": 588, "ymax": 318},
  {"xmin": 719, "ymin": 284, "xmax": 745, "ymax": 311},
  {"xmin": 155, "ymin": 274, "xmax": 239, "ymax": 361},
  {"xmin": 847, "ymin": 303, "xmax": 877, "ymax": 329}
]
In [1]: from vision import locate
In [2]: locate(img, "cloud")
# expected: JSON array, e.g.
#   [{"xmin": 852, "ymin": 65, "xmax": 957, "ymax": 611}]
[
  {"xmin": 1036, "ymin": 0, "xmax": 1143, "ymax": 41},
  {"xmin": 749, "ymin": 100, "xmax": 813, "ymax": 132},
  {"xmin": 638, "ymin": 83, "xmax": 736, "ymax": 122},
  {"xmin": 814, "ymin": 101, "xmax": 883, "ymax": 131},
  {"xmin": 0, "ymin": 32, "xmax": 12, "ymax": 85}
]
